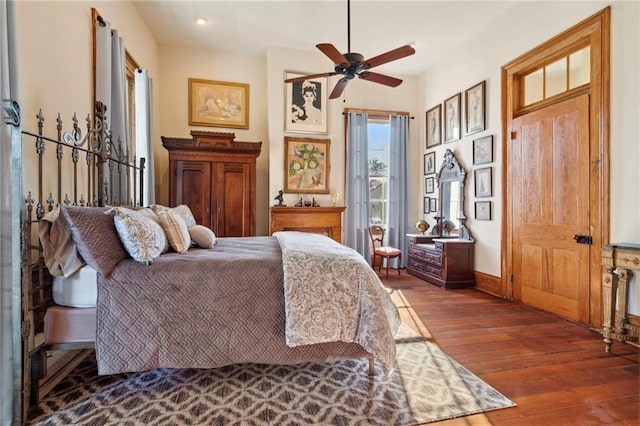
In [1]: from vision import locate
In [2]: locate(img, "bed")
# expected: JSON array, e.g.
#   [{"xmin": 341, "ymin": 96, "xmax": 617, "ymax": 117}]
[{"xmin": 17, "ymin": 102, "xmax": 400, "ymax": 419}]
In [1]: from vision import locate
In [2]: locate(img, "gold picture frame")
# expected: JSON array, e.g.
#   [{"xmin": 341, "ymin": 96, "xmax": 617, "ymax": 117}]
[
  {"xmin": 188, "ymin": 78, "xmax": 249, "ymax": 129},
  {"xmin": 284, "ymin": 136, "xmax": 330, "ymax": 194}
]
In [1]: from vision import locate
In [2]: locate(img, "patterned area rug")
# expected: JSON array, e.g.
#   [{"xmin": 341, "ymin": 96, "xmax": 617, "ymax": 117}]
[{"xmin": 29, "ymin": 293, "xmax": 515, "ymax": 425}]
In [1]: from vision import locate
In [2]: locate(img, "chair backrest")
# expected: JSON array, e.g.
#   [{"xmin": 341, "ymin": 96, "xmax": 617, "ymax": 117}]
[{"xmin": 369, "ymin": 225, "xmax": 385, "ymax": 249}]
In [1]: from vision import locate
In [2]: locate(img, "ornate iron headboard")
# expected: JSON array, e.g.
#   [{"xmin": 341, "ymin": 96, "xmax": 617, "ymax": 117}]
[{"xmin": 8, "ymin": 100, "xmax": 145, "ymax": 422}]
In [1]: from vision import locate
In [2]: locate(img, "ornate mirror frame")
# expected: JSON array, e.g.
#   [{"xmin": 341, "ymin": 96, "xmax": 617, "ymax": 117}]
[{"xmin": 430, "ymin": 149, "xmax": 473, "ymax": 240}]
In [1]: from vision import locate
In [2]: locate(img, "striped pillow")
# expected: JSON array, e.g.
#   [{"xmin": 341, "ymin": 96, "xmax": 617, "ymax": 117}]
[{"xmin": 157, "ymin": 210, "xmax": 191, "ymax": 253}]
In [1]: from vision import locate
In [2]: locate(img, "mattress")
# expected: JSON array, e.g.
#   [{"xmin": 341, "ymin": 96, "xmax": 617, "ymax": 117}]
[
  {"xmin": 44, "ymin": 306, "xmax": 96, "ymax": 344},
  {"xmin": 52, "ymin": 265, "xmax": 98, "ymax": 308}
]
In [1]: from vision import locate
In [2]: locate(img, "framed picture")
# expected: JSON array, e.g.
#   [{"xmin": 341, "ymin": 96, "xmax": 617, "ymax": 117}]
[
  {"xmin": 443, "ymin": 93, "xmax": 461, "ymax": 142},
  {"xmin": 284, "ymin": 136, "xmax": 330, "ymax": 194},
  {"xmin": 188, "ymin": 78, "xmax": 249, "ymax": 129},
  {"xmin": 425, "ymin": 176, "xmax": 435, "ymax": 194},
  {"xmin": 429, "ymin": 198, "xmax": 437, "ymax": 213},
  {"xmin": 474, "ymin": 167, "xmax": 492, "ymax": 198},
  {"xmin": 465, "ymin": 80, "xmax": 486, "ymax": 135},
  {"xmin": 473, "ymin": 135, "xmax": 493, "ymax": 165},
  {"xmin": 424, "ymin": 152, "xmax": 436, "ymax": 175},
  {"xmin": 424, "ymin": 197, "xmax": 430, "ymax": 214},
  {"xmin": 425, "ymin": 104, "xmax": 442, "ymax": 148},
  {"xmin": 475, "ymin": 201, "xmax": 492, "ymax": 220},
  {"xmin": 285, "ymin": 71, "xmax": 328, "ymax": 134}
]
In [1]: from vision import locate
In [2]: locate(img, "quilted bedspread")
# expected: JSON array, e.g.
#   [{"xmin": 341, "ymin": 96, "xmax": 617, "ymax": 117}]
[
  {"xmin": 274, "ymin": 232, "xmax": 400, "ymax": 369},
  {"xmin": 95, "ymin": 236, "xmax": 397, "ymax": 375}
]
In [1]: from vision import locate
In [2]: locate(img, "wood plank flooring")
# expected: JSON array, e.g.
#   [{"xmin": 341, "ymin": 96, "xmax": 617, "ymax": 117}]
[{"xmin": 381, "ymin": 270, "xmax": 639, "ymax": 426}]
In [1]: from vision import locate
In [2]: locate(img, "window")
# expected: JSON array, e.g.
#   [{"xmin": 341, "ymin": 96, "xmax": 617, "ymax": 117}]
[
  {"xmin": 368, "ymin": 120, "xmax": 390, "ymax": 226},
  {"xmin": 522, "ymin": 46, "xmax": 591, "ymax": 107}
]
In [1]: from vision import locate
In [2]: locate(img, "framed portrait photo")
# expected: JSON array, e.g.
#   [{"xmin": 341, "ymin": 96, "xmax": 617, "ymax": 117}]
[
  {"xmin": 425, "ymin": 104, "xmax": 442, "ymax": 148},
  {"xmin": 475, "ymin": 201, "xmax": 492, "ymax": 220},
  {"xmin": 474, "ymin": 167, "xmax": 492, "ymax": 198},
  {"xmin": 424, "ymin": 151, "xmax": 436, "ymax": 175},
  {"xmin": 285, "ymin": 72, "xmax": 328, "ymax": 134},
  {"xmin": 188, "ymin": 78, "xmax": 249, "ymax": 129},
  {"xmin": 284, "ymin": 136, "xmax": 330, "ymax": 194},
  {"xmin": 425, "ymin": 176, "xmax": 435, "ymax": 194},
  {"xmin": 465, "ymin": 80, "xmax": 486, "ymax": 135},
  {"xmin": 473, "ymin": 135, "xmax": 493, "ymax": 165},
  {"xmin": 443, "ymin": 93, "xmax": 461, "ymax": 143},
  {"xmin": 424, "ymin": 197, "xmax": 430, "ymax": 214}
]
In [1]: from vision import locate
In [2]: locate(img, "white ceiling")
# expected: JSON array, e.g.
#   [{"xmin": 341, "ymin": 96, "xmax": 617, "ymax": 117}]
[{"xmin": 132, "ymin": 0, "xmax": 518, "ymax": 76}]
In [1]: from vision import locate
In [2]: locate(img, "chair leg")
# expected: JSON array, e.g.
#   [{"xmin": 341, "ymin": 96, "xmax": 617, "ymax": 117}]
[
  {"xmin": 378, "ymin": 256, "xmax": 382, "ymax": 273},
  {"xmin": 386, "ymin": 257, "xmax": 390, "ymax": 278},
  {"xmin": 398, "ymin": 254, "xmax": 401, "ymax": 275}
]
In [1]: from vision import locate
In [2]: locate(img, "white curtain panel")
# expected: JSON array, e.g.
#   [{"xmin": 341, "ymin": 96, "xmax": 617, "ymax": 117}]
[
  {"xmin": 344, "ymin": 112, "xmax": 371, "ymax": 261},
  {"xmin": 95, "ymin": 19, "xmax": 129, "ymax": 202},
  {"xmin": 388, "ymin": 115, "xmax": 411, "ymax": 268},
  {"xmin": 135, "ymin": 69, "xmax": 154, "ymax": 205},
  {"xmin": 0, "ymin": 0, "xmax": 21, "ymax": 423}
]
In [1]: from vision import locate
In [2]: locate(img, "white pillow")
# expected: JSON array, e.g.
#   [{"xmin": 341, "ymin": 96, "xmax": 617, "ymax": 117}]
[
  {"xmin": 136, "ymin": 207, "xmax": 170, "ymax": 253},
  {"xmin": 189, "ymin": 225, "xmax": 217, "ymax": 249},
  {"xmin": 111, "ymin": 208, "xmax": 167, "ymax": 264},
  {"xmin": 157, "ymin": 210, "xmax": 191, "ymax": 253}
]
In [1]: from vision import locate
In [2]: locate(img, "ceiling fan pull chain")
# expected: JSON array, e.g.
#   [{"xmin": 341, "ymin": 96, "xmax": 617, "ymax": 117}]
[{"xmin": 347, "ymin": 0, "xmax": 351, "ymax": 53}]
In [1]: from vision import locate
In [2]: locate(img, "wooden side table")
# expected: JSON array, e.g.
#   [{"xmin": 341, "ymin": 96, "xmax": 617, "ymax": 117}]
[{"xmin": 601, "ymin": 243, "xmax": 640, "ymax": 352}]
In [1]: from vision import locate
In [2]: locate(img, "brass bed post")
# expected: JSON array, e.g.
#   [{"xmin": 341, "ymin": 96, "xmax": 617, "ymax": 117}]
[{"xmin": 56, "ymin": 114, "xmax": 62, "ymax": 206}]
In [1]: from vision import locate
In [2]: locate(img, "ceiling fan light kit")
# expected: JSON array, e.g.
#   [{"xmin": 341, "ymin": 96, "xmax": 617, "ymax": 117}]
[{"xmin": 284, "ymin": 0, "xmax": 415, "ymax": 99}]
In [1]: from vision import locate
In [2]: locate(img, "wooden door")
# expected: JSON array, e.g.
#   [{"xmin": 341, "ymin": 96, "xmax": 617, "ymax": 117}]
[
  {"xmin": 215, "ymin": 162, "xmax": 253, "ymax": 237},
  {"xmin": 174, "ymin": 160, "xmax": 212, "ymax": 228},
  {"xmin": 511, "ymin": 94, "xmax": 591, "ymax": 323}
]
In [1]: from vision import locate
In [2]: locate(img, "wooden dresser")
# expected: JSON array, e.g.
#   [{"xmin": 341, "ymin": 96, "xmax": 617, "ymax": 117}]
[
  {"xmin": 601, "ymin": 243, "xmax": 640, "ymax": 352},
  {"xmin": 162, "ymin": 131, "xmax": 262, "ymax": 237},
  {"xmin": 270, "ymin": 207, "xmax": 345, "ymax": 243},
  {"xmin": 406, "ymin": 234, "xmax": 474, "ymax": 289}
]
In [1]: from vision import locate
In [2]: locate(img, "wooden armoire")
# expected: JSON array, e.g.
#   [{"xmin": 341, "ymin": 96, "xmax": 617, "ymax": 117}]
[{"xmin": 162, "ymin": 131, "xmax": 262, "ymax": 237}]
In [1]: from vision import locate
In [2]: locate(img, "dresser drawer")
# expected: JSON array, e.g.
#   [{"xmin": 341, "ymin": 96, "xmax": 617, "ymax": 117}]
[
  {"xmin": 409, "ymin": 245, "xmax": 427, "ymax": 259},
  {"xmin": 424, "ymin": 264, "xmax": 443, "ymax": 277},
  {"xmin": 408, "ymin": 258, "xmax": 426, "ymax": 272},
  {"xmin": 424, "ymin": 251, "xmax": 442, "ymax": 266}
]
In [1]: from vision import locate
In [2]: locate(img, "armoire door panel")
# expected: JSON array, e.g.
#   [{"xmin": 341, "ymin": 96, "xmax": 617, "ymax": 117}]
[{"xmin": 175, "ymin": 160, "xmax": 212, "ymax": 228}]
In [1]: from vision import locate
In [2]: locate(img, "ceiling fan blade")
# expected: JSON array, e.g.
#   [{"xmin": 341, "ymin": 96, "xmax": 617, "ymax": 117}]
[
  {"xmin": 362, "ymin": 45, "xmax": 416, "ymax": 70},
  {"xmin": 317, "ymin": 43, "xmax": 350, "ymax": 65},
  {"xmin": 284, "ymin": 72, "xmax": 338, "ymax": 83},
  {"xmin": 329, "ymin": 78, "xmax": 350, "ymax": 99},
  {"xmin": 359, "ymin": 71, "xmax": 403, "ymax": 87}
]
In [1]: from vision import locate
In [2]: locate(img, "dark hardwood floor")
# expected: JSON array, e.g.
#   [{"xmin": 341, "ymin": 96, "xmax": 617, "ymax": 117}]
[{"xmin": 381, "ymin": 270, "xmax": 639, "ymax": 426}]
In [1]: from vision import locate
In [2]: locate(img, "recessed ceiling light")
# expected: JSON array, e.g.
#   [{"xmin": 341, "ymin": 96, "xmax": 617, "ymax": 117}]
[{"xmin": 196, "ymin": 18, "xmax": 207, "ymax": 26}]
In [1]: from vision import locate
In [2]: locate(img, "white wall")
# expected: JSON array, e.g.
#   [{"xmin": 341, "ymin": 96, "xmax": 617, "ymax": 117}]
[
  {"xmin": 14, "ymin": 0, "xmax": 160, "ymax": 203},
  {"xmin": 266, "ymin": 46, "xmax": 420, "ymax": 234},
  {"xmin": 156, "ymin": 46, "xmax": 270, "ymax": 233},
  {"xmin": 420, "ymin": 1, "xmax": 639, "ymax": 279}
]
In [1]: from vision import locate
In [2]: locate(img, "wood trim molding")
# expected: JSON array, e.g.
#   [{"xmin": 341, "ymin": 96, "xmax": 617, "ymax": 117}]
[{"xmin": 473, "ymin": 271, "xmax": 505, "ymax": 299}]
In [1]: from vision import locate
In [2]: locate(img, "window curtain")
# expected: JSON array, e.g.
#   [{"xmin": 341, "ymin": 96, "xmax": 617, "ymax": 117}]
[
  {"xmin": 95, "ymin": 18, "xmax": 129, "ymax": 201},
  {"xmin": 135, "ymin": 69, "xmax": 154, "ymax": 205},
  {"xmin": 1, "ymin": 0, "xmax": 20, "ymax": 422},
  {"xmin": 388, "ymin": 115, "xmax": 411, "ymax": 267},
  {"xmin": 344, "ymin": 112, "xmax": 371, "ymax": 261}
]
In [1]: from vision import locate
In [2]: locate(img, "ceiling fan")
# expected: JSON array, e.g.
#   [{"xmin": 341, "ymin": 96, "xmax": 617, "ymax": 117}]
[{"xmin": 284, "ymin": 0, "xmax": 416, "ymax": 99}]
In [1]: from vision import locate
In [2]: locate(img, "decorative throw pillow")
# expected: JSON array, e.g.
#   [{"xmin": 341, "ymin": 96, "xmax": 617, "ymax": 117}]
[
  {"xmin": 136, "ymin": 207, "xmax": 170, "ymax": 253},
  {"xmin": 156, "ymin": 210, "xmax": 191, "ymax": 253},
  {"xmin": 111, "ymin": 208, "xmax": 167, "ymax": 264},
  {"xmin": 188, "ymin": 225, "xmax": 217, "ymax": 249},
  {"xmin": 150, "ymin": 204, "xmax": 197, "ymax": 228},
  {"xmin": 60, "ymin": 206, "xmax": 129, "ymax": 277}
]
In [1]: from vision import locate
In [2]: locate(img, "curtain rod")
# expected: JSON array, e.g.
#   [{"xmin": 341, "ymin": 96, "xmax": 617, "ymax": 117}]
[{"xmin": 342, "ymin": 111, "xmax": 414, "ymax": 119}]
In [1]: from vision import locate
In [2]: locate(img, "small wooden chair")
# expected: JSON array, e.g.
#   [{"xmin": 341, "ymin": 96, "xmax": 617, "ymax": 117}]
[{"xmin": 369, "ymin": 225, "xmax": 402, "ymax": 278}]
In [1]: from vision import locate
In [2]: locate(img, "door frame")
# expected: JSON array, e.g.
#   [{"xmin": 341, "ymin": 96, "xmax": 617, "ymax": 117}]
[{"xmin": 501, "ymin": 8, "xmax": 610, "ymax": 327}]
